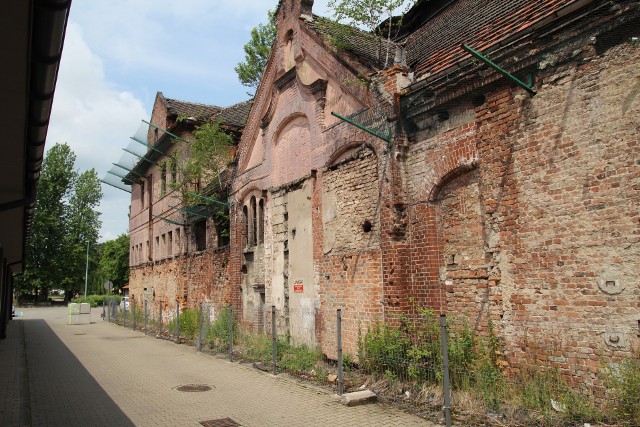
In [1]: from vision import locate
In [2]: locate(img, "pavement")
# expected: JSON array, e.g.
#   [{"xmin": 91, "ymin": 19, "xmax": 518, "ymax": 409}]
[{"xmin": 0, "ymin": 307, "xmax": 436, "ymax": 426}]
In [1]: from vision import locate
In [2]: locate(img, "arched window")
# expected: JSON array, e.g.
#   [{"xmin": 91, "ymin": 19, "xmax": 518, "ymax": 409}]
[
  {"xmin": 250, "ymin": 196, "xmax": 257, "ymax": 246},
  {"xmin": 242, "ymin": 205, "xmax": 249, "ymax": 247},
  {"xmin": 258, "ymin": 199, "xmax": 264, "ymax": 244}
]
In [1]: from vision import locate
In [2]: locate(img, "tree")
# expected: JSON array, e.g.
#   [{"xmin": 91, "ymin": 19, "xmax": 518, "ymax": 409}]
[
  {"xmin": 16, "ymin": 143, "xmax": 102, "ymax": 300},
  {"xmin": 326, "ymin": 0, "xmax": 415, "ymax": 68},
  {"xmin": 95, "ymin": 233, "xmax": 130, "ymax": 292},
  {"xmin": 171, "ymin": 120, "xmax": 233, "ymax": 205},
  {"xmin": 235, "ymin": 9, "xmax": 277, "ymax": 92}
]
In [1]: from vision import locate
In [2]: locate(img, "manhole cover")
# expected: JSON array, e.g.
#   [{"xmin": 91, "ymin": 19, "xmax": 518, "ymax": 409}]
[
  {"xmin": 175, "ymin": 384, "xmax": 212, "ymax": 392},
  {"xmin": 200, "ymin": 418, "xmax": 240, "ymax": 427},
  {"xmin": 74, "ymin": 333, "xmax": 86, "ymax": 336}
]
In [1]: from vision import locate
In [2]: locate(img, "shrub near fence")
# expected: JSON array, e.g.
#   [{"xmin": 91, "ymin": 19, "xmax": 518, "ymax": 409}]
[{"xmin": 103, "ymin": 302, "xmax": 640, "ymax": 427}]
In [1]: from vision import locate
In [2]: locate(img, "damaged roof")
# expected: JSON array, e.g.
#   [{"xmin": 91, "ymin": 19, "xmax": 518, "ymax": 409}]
[
  {"xmin": 216, "ymin": 99, "xmax": 254, "ymax": 128},
  {"xmin": 159, "ymin": 92, "xmax": 222, "ymax": 120},
  {"xmin": 307, "ymin": 16, "xmax": 400, "ymax": 69},
  {"xmin": 403, "ymin": 0, "xmax": 586, "ymax": 78}
]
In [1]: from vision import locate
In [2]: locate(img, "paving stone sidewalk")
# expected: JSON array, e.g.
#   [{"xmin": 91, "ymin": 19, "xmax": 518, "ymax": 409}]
[{"xmin": 0, "ymin": 307, "xmax": 436, "ymax": 426}]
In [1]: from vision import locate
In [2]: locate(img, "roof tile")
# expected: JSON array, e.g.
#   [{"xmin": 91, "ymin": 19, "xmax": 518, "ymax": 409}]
[{"xmin": 405, "ymin": 0, "xmax": 579, "ymax": 78}]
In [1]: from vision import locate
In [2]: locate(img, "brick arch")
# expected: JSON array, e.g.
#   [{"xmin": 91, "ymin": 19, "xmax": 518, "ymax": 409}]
[
  {"xmin": 273, "ymin": 114, "xmax": 310, "ymax": 183},
  {"xmin": 325, "ymin": 141, "xmax": 374, "ymax": 168},
  {"xmin": 419, "ymin": 129, "xmax": 478, "ymax": 202},
  {"xmin": 428, "ymin": 161, "xmax": 478, "ymax": 202}
]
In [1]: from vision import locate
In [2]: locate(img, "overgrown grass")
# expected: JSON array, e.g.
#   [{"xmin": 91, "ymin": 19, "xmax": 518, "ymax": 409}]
[{"xmin": 605, "ymin": 347, "xmax": 640, "ymax": 425}]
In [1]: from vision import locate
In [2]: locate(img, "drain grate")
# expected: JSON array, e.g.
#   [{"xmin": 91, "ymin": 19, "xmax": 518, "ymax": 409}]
[
  {"xmin": 175, "ymin": 384, "xmax": 212, "ymax": 392},
  {"xmin": 200, "ymin": 418, "xmax": 240, "ymax": 427}
]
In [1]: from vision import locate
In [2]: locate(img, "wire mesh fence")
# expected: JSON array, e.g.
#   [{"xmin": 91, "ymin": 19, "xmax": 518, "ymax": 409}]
[{"xmin": 102, "ymin": 300, "xmax": 639, "ymax": 426}]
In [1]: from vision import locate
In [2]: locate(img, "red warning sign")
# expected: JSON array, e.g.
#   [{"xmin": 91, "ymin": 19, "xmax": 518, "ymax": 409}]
[{"xmin": 293, "ymin": 279, "xmax": 304, "ymax": 293}]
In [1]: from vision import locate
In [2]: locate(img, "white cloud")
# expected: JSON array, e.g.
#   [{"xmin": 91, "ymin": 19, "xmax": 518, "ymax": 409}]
[{"xmin": 48, "ymin": 23, "xmax": 148, "ymax": 242}]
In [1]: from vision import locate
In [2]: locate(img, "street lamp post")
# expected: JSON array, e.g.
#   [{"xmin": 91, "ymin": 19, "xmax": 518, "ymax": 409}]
[{"xmin": 84, "ymin": 242, "xmax": 89, "ymax": 298}]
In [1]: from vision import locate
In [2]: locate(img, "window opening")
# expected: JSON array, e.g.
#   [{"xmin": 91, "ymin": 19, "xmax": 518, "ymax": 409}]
[
  {"xmin": 258, "ymin": 199, "xmax": 264, "ymax": 244},
  {"xmin": 140, "ymin": 181, "xmax": 145, "ymax": 208},
  {"xmin": 243, "ymin": 205, "xmax": 249, "ymax": 247},
  {"xmin": 250, "ymin": 196, "xmax": 257, "ymax": 246},
  {"xmin": 170, "ymin": 157, "xmax": 177, "ymax": 184},
  {"xmin": 194, "ymin": 220, "xmax": 207, "ymax": 251},
  {"xmin": 161, "ymin": 162, "xmax": 167, "ymax": 195}
]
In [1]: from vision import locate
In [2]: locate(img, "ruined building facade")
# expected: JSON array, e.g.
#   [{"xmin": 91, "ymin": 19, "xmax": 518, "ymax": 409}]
[
  {"xmin": 228, "ymin": 0, "xmax": 639, "ymax": 383},
  {"xmin": 128, "ymin": 0, "xmax": 639, "ymax": 385},
  {"xmin": 127, "ymin": 93, "xmax": 251, "ymax": 317}
]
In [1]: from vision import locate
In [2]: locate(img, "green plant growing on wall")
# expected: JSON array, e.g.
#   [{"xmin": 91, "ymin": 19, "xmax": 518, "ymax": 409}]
[
  {"xmin": 324, "ymin": 0, "xmax": 416, "ymax": 69},
  {"xmin": 169, "ymin": 120, "xmax": 233, "ymax": 235}
]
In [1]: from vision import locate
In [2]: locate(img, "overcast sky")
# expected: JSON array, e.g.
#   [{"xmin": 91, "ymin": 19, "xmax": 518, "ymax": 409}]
[{"xmin": 48, "ymin": 1, "xmax": 335, "ymax": 242}]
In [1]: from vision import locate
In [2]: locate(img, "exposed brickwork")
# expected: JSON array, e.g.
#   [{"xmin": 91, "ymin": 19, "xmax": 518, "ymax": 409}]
[{"xmin": 127, "ymin": 1, "xmax": 640, "ymax": 390}]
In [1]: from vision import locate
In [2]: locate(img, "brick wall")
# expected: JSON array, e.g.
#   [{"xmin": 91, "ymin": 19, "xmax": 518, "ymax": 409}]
[{"xmin": 402, "ymin": 40, "xmax": 640, "ymax": 385}]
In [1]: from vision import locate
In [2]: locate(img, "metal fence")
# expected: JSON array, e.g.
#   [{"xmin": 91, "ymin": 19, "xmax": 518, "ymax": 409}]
[{"xmin": 102, "ymin": 301, "xmax": 638, "ymax": 426}]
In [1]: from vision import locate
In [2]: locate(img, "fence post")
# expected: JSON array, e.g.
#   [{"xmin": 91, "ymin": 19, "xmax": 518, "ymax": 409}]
[
  {"xmin": 272, "ymin": 305, "xmax": 277, "ymax": 375},
  {"xmin": 157, "ymin": 303, "xmax": 163, "ymax": 338},
  {"xmin": 144, "ymin": 300, "xmax": 148, "ymax": 334},
  {"xmin": 197, "ymin": 302, "xmax": 203, "ymax": 351},
  {"xmin": 337, "ymin": 308, "xmax": 343, "ymax": 395},
  {"xmin": 228, "ymin": 305, "xmax": 233, "ymax": 361},
  {"xmin": 132, "ymin": 295, "xmax": 136, "ymax": 331},
  {"xmin": 440, "ymin": 314, "xmax": 452, "ymax": 427},
  {"xmin": 123, "ymin": 298, "xmax": 127, "ymax": 327},
  {"xmin": 175, "ymin": 300, "xmax": 180, "ymax": 344}
]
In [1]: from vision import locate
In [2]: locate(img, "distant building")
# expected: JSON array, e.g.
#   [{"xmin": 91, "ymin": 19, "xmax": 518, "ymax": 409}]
[{"xmin": 126, "ymin": 92, "xmax": 251, "ymax": 318}]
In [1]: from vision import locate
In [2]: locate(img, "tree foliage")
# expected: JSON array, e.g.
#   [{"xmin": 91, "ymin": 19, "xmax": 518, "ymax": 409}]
[
  {"xmin": 171, "ymin": 120, "xmax": 233, "ymax": 205},
  {"xmin": 16, "ymin": 143, "xmax": 102, "ymax": 299},
  {"xmin": 235, "ymin": 9, "xmax": 277, "ymax": 92},
  {"xmin": 95, "ymin": 233, "xmax": 130, "ymax": 291}
]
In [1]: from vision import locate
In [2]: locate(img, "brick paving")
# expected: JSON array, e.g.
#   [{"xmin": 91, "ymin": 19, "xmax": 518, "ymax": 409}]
[{"xmin": 0, "ymin": 307, "xmax": 436, "ymax": 426}]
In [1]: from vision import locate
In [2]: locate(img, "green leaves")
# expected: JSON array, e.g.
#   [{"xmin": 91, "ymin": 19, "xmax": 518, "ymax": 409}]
[
  {"xmin": 18, "ymin": 143, "xmax": 103, "ymax": 297},
  {"xmin": 234, "ymin": 9, "xmax": 276, "ymax": 91},
  {"xmin": 171, "ymin": 120, "xmax": 233, "ymax": 206},
  {"xmin": 96, "ymin": 233, "xmax": 130, "ymax": 290}
]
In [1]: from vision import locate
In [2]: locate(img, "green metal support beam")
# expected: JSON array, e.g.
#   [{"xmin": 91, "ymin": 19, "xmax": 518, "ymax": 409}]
[
  {"xmin": 130, "ymin": 136, "xmax": 167, "ymax": 156},
  {"xmin": 152, "ymin": 214, "xmax": 186, "ymax": 226},
  {"xmin": 330, "ymin": 111, "xmax": 392, "ymax": 142},
  {"xmin": 100, "ymin": 180, "xmax": 131, "ymax": 193},
  {"xmin": 187, "ymin": 192, "xmax": 229, "ymax": 207},
  {"xmin": 176, "ymin": 206, "xmax": 209, "ymax": 219},
  {"xmin": 112, "ymin": 163, "xmax": 143, "ymax": 177},
  {"xmin": 143, "ymin": 119, "xmax": 190, "ymax": 143},
  {"xmin": 462, "ymin": 44, "xmax": 536, "ymax": 95},
  {"xmin": 107, "ymin": 170, "xmax": 134, "ymax": 184},
  {"xmin": 123, "ymin": 148, "xmax": 158, "ymax": 166}
]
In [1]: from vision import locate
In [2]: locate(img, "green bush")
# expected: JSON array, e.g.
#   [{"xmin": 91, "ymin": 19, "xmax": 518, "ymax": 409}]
[
  {"xmin": 72, "ymin": 294, "xmax": 110, "ymax": 307},
  {"xmin": 605, "ymin": 349, "xmax": 640, "ymax": 424},
  {"xmin": 207, "ymin": 306, "xmax": 237, "ymax": 348},
  {"xmin": 179, "ymin": 308, "xmax": 199, "ymax": 339},
  {"xmin": 279, "ymin": 342, "xmax": 322, "ymax": 373}
]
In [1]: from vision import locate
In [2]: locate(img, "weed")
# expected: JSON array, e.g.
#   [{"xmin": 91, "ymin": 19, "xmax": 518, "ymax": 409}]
[{"xmin": 605, "ymin": 348, "xmax": 640, "ymax": 424}]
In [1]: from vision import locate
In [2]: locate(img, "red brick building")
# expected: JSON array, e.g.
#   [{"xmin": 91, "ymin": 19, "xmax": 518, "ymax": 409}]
[
  {"xmin": 127, "ymin": 92, "xmax": 251, "ymax": 319},
  {"xmin": 227, "ymin": 0, "xmax": 639, "ymax": 386}
]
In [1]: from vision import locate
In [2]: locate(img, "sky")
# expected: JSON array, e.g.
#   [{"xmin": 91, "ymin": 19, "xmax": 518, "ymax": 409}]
[{"xmin": 48, "ymin": 0, "xmax": 334, "ymax": 242}]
